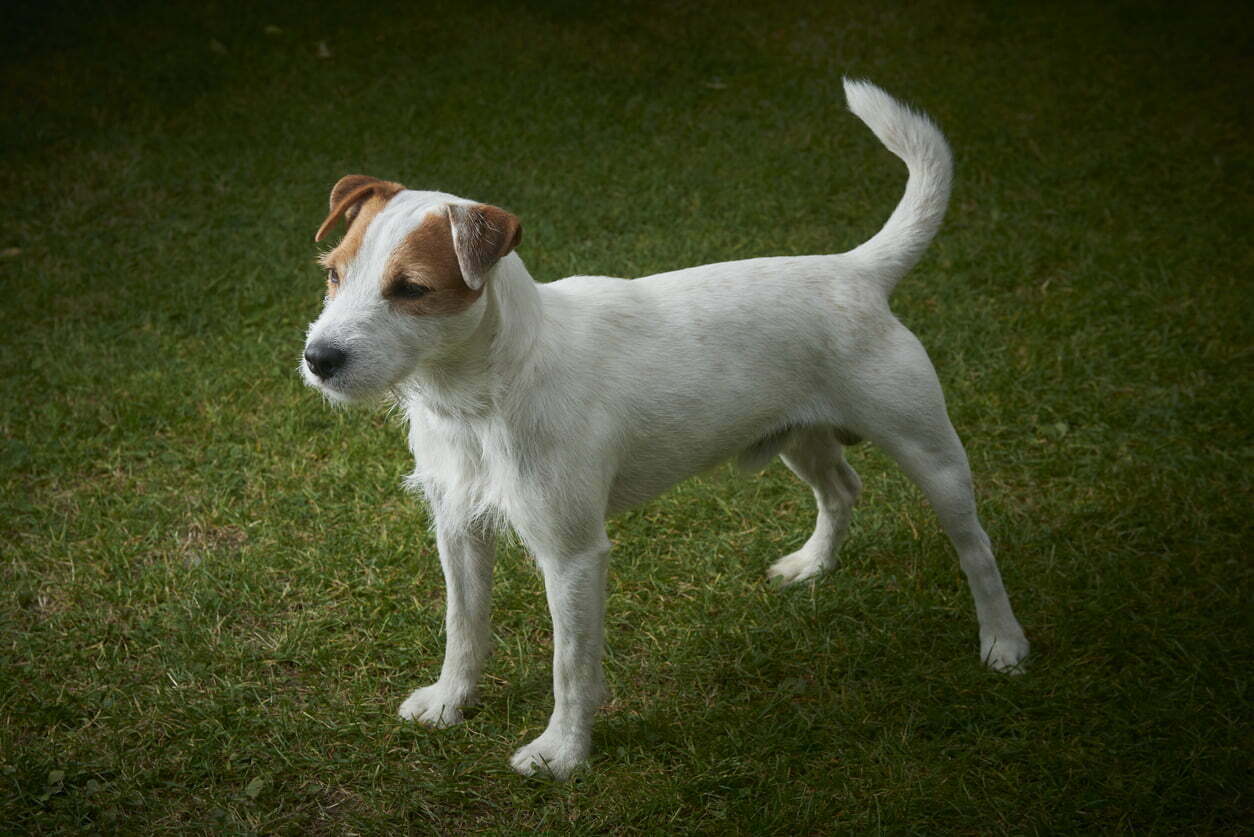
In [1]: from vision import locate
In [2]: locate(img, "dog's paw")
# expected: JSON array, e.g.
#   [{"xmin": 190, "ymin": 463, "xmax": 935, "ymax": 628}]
[
  {"xmin": 509, "ymin": 729, "xmax": 590, "ymax": 781},
  {"xmin": 398, "ymin": 683, "xmax": 469, "ymax": 728},
  {"xmin": 981, "ymin": 632, "xmax": 1030, "ymax": 675},
  {"xmin": 767, "ymin": 548, "xmax": 835, "ymax": 586}
]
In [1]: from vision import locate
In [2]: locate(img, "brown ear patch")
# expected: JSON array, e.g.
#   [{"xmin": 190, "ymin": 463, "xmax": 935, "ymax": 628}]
[
  {"xmin": 315, "ymin": 175, "xmax": 404, "ymax": 243},
  {"xmin": 382, "ymin": 211, "xmax": 484, "ymax": 316},
  {"xmin": 328, "ymin": 174, "xmax": 390, "ymax": 212}
]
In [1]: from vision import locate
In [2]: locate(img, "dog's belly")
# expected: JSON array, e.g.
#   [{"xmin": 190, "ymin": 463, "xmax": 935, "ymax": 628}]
[
  {"xmin": 606, "ymin": 446, "xmax": 741, "ymax": 515},
  {"xmin": 604, "ymin": 384, "xmax": 828, "ymax": 516}
]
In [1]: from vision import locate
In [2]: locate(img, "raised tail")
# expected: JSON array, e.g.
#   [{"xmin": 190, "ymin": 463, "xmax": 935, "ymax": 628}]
[{"xmin": 843, "ymin": 79, "xmax": 953, "ymax": 296}]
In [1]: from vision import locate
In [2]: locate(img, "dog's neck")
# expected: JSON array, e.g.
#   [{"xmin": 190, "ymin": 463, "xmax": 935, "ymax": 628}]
[{"xmin": 398, "ymin": 252, "xmax": 542, "ymax": 419}]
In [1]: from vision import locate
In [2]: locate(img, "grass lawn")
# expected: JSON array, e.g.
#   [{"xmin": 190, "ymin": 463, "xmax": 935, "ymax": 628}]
[{"xmin": 1, "ymin": 0, "xmax": 1249, "ymax": 832}]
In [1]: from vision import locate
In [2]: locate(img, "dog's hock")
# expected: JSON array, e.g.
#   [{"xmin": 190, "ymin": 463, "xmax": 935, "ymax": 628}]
[{"xmin": 446, "ymin": 203, "xmax": 522, "ymax": 291}]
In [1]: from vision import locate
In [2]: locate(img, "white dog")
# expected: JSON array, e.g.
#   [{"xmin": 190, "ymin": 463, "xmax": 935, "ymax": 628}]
[{"xmin": 300, "ymin": 79, "xmax": 1029, "ymax": 780}]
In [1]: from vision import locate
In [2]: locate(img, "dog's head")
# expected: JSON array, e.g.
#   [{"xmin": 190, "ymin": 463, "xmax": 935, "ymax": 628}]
[{"xmin": 300, "ymin": 175, "xmax": 522, "ymax": 403}]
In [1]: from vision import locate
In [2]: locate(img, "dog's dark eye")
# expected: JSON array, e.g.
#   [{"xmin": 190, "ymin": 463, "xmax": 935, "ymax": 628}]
[
  {"xmin": 394, "ymin": 282, "xmax": 430, "ymax": 299},
  {"xmin": 327, "ymin": 268, "xmax": 340, "ymax": 286}
]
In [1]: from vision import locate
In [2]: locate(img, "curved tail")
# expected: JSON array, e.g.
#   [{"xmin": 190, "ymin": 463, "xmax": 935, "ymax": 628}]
[{"xmin": 843, "ymin": 79, "xmax": 953, "ymax": 296}]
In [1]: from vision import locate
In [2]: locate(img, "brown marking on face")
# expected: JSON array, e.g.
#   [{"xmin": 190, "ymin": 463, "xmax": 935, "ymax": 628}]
[
  {"xmin": 314, "ymin": 175, "xmax": 404, "ymax": 298},
  {"xmin": 381, "ymin": 210, "xmax": 484, "ymax": 316}
]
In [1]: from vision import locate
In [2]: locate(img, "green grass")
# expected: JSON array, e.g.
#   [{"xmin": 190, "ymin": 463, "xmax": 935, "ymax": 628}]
[{"xmin": 2, "ymin": 0, "xmax": 1250, "ymax": 832}]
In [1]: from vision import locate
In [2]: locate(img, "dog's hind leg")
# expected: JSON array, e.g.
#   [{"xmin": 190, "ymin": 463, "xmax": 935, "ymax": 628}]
[
  {"xmin": 853, "ymin": 336, "xmax": 1030, "ymax": 672},
  {"xmin": 875, "ymin": 425, "xmax": 1029, "ymax": 672},
  {"xmin": 768, "ymin": 427, "xmax": 862, "ymax": 585}
]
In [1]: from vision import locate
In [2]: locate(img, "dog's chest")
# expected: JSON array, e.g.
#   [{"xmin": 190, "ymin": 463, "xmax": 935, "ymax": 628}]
[{"xmin": 402, "ymin": 403, "xmax": 519, "ymax": 521}]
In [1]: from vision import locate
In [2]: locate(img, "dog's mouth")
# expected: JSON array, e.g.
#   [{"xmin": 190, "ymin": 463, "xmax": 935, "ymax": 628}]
[
  {"xmin": 300, "ymin": 368, "xmax": 356, "ymax": 403},
  {"xmin": 299, "ymin": 352, "xmax": 399, "ymax": 406}
]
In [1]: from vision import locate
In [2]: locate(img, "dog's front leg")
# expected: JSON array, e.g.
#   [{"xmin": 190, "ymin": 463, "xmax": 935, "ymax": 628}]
[
  {"xmin": 398, "ymin": 517, "xmax": 496, "ymax": 727},
  {"xmin": 510, "ymin": 532, "xmax": 611, "ymax": 780}
]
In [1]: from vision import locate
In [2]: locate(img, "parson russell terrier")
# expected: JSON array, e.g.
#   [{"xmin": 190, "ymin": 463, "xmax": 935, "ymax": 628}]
[{"xmin": 300, "ymin": 79, "xmax": 1029, "ymax": 779}]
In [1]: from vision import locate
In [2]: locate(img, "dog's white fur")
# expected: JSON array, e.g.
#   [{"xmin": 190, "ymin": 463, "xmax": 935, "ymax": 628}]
[{"xmin": 301, "ymin": 79, "xmax": 1029, "ymax": 779}]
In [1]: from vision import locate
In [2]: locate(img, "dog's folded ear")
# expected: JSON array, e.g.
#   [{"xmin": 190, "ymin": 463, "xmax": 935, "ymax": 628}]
[
  {"xmin": 315, "ymin": 175, "xmax": 404, "ymax": 242},
  {"xmin": 446, "ymin": 203, "xmax": 523, "ymax": 291}
]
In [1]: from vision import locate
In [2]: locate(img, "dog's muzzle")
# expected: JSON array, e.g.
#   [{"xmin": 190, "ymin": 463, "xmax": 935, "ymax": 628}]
[{"xmin": 304, "ymin": 342, "xmax": 347, "ymax": 380}]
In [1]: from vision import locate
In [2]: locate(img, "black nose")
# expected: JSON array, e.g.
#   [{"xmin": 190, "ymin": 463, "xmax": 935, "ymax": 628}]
[{"xmin": 304, "ymin": 343, "xmax": 347, "ymax": 380}]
